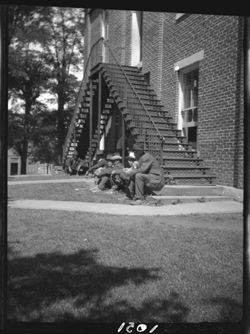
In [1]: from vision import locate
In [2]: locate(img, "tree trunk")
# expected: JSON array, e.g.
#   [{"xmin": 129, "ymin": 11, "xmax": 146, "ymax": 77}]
[
  {"xmin": 20, "ymin": 99, "xmax": 32, "ymax": 174},
  {"xmin": 57, "ymin": 90, "xmax": 66, "ymax": 164},
  {"xmin": 20, "ymin": 138, "xmax": 28, "ymax": 174}
]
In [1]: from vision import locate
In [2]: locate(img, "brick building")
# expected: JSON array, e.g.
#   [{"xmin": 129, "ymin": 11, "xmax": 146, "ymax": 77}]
[{"xmin": 63, "ymin": 9, "xmax": 244, "ymax": 188}]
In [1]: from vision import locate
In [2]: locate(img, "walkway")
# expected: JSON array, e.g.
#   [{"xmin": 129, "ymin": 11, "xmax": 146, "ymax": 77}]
[
  {"xmin": 8, "ymin": 176, "xmax": 243, "ymax": 216},
  {"xmin": 9, "ymin": 199, "xmax": 243, "ymax": 216}
]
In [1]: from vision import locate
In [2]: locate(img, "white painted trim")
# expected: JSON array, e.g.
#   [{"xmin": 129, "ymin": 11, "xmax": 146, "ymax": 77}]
[
  {"xmin": 174, "ymin": 50, "xmax": 204, "ymax": 71},
  {"xmin": 130, "ymin": 11, "xmax": 141, "ymax": 66},
  {"xmin": 135, "ymin": 61, "xmax": 142, "ymax": 69},
  {"xmin": 177, "ymin": 73, "xmax": 183, "ymax": 131},
  {"xmin": 177, "ymin": 61, "xmax": 200, "ymax": 135}
]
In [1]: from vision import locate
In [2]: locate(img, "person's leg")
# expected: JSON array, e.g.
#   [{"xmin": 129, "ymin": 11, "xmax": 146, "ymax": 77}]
[
  {"xmin": 98, "ymin": 176, "xmax": 110, "ymax": 190},
  {"xmin": 146, "ymin": 174, "xmax": 165, "ymax": 192},
  {"xmin": 127, "ymin": 178, "xmax": 135, "ymax": 199},
  {"xmin": 134, "ymin": 173, "xmax": 151, "ymax": 199}
]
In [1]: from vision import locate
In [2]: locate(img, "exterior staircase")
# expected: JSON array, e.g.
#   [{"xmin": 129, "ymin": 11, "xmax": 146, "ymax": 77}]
[{"xmin": 63, "ymin": 62, "xmax": 216, "ymax": 186}]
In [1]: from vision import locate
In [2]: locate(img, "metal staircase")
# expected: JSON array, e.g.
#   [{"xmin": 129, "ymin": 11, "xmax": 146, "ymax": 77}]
[{"xmin": 63, "ymin": 40, "xmax": 216, "ymax": 185}]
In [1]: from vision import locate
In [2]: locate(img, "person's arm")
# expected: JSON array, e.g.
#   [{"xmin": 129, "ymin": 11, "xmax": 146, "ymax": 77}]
[
  {"xmin": 99, "ymin": 167, "xmax": 112, "ymax": 177},
  {"xmin": 89, "ymin": 159, "xmax": 106, "ymax": 172},
  {"xmin": 136, "ymin": 154, "xmax": 153, "ymax": 174}
]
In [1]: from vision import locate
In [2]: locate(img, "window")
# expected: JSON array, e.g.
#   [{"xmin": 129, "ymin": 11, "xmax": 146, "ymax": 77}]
[
  {"xmin": 175, "ymin": 51, "xmax": 204, "ymax": 150},
  {"xmin": 180, "ymin": 65, "xmax": 199, "ymax": 150}
]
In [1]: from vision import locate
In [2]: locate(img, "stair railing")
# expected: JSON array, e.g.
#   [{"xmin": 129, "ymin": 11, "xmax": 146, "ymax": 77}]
[
  {"xmin": 104, "ymin": 40, "xmax": 165, "ymax": 165},
  {"xmin": 62, "ymin": 37, "xmax": 105, "ymax": 163}
]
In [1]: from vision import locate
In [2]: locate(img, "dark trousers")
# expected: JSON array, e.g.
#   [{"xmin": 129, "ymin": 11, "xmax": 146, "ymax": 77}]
[
  {"xmin": 98, "ymin": 175, "xmax": 111, "ymax": 190},
  {"xmin": 133, "ymin": 173, "xmax": 164, "ymax": 199}
]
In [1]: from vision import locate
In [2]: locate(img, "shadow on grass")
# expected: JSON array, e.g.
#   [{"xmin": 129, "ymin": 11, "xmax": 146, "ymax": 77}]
[{"xmin": 7, "ymin": 248, "xmax": 189, "ymax": 323}]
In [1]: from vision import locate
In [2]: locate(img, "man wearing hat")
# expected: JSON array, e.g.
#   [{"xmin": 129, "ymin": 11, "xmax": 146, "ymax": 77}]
[
  {"xmin": 67, "ymin": 151, "xmax": 80, "ymax": 175},
  {"xmin": 95, "ymin": 153, "xmax": 114, "ymax": 190},
  {"xmin": 86, "ymin": 149, "xmax": 106, "ymax": 176},
  {"xmin": 129, "ymin": 143, "xmax": 165, "ymax": 204},
  {"xmin": 110, "ymin": 153, "xmax": 126, "ymax": 191}
]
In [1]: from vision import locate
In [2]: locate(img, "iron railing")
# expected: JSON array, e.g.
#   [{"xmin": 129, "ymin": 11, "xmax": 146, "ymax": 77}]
[{"xmin": 103, "ymin": 40, "xmax": 165, "ymax": 165}]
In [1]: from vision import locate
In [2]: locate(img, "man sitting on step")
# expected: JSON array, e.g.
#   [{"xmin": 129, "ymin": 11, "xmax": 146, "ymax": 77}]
[
  {"xmin": 95, "ymin": 154, "xmax": 114, "ymax": 190},
  {"xmin": 129, "ymin": 143, "xmax": 165, "ymax": 205},
  {"xmin": 109, "ymin": 151, "xmax": 138, "ymax": 198},
  {"xmin": 86, "ymin": 149, "xmax": 107, "ymax": 176}
]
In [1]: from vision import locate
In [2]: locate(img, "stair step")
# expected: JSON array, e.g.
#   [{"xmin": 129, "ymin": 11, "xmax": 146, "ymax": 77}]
[
  {"xmin": 64, "ymin": 63, "xmax": 216, "ymax": 186},
  {"xmin": 163, "ymin": 157, "xmax": 203, "ymax": 165},
  {"xmin": 104, "ymin": 63, "xmax": 139, "ymax": 72},
  {"xmin": 163, "ymin": 166, "xmax": 211, "ymax": 175},
  {"xmin": 127, "ymin": 118, "xmax": 178, "ymax": 129},
  {"xmin": 152, "ymin": 195, "xmax": 232, "ymax": 204},
  {"xmin": 154, "ymin": 185, "xmax": 224, "ymax": 196},
  {"xmin": 122, "ymin": 108, "xmax": 171, "ymax": 118},
  {"xmin": 135, "ymin": 138, "xmax": 188, "ymax": 146},
  {"xmin": 164, "ymin": 174, "xmax": 216, "ymax": 185}
]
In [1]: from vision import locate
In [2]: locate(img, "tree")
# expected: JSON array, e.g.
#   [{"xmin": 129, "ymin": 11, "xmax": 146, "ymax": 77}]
[
  {"xmin": 29, "ymin": 110, "xmax": 58, "ymax": 164},
  {"xmin": 8, "ymin": 45, "xmax": 51, "ymax": 173},
  {"xmin": 38, "ymin": 7, "xmax": 85, "ymax": 163},
  {"xmin": 8, "ymin": 5, "xmax": 85, "ymax": 170}
]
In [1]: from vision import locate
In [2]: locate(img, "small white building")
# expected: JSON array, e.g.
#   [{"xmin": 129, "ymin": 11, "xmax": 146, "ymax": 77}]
[
  {"xmin": 8, "ymin": 148, "xmax": 21, "ymax": 176},
  {"xmin": 8, "ymin": 148, "xmax": 53, "ymax": 176}
]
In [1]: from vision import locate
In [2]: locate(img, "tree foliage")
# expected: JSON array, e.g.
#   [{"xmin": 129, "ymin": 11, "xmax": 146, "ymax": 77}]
[{"xmin": 8, "ymin": 5, "xmax": 85, "ymax": 171}]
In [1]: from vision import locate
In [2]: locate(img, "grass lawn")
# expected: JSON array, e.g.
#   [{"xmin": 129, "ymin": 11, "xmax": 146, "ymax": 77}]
[
  {"xmin": 8, "ymin": 173, "xmax": 70, "ymax": 182},
  {"xmin": 8, "ymin": 180, "xmax": 132, "ymax": 204},
  {"xmin": 7, "ymin": 207, "xmax": 243, "ymax": 323}
]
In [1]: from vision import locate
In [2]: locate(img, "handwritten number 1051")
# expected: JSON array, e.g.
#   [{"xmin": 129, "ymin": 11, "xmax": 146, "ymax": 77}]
[{"xmin": 118, "ymin": 322, "xmax": 158, "ymax": 333}]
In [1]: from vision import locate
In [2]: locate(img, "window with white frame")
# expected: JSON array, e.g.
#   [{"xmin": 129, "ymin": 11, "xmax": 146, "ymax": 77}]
[
  {"xmin": 179, "ymin": 64, "xmax": 199, "ymax": 150},
  {"xmin": 175, "ymin": 51, "xmax": 204, "ymax": 150}
]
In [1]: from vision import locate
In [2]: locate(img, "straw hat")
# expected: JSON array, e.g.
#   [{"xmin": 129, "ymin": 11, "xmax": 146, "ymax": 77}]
[{"xmin": 111, "ymin": 154, "xmax": 122, "ymax": 161}]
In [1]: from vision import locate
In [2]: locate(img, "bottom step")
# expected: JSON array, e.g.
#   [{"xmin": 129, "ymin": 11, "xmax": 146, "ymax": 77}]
[
  {"xmin": 152, "ymin": 195, "xmax": 232, "ymax": 205},
  {"xmin": 154, "ymin": 185, "xmax": 224, "ymax": 196}
]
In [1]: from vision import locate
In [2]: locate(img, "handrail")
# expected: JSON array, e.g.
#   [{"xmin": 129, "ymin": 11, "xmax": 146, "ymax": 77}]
[
  {"xmin": 62, "ymin": 37, "xmax": 104, "ymax": 162},
  {"xmin": 104, "ymin": 40, "xmax": 165, "ymax": 145}
]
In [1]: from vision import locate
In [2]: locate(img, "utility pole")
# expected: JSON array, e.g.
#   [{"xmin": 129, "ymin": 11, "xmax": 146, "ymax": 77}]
[{"xmin": 0, "ymin": 4, "xmax": 8, "ymax": 331}]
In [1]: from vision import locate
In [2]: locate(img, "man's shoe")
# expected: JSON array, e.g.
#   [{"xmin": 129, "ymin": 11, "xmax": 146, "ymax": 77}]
[{"xmin": 130, "ymin": 198, "xmax": 144, "ymax": 205}]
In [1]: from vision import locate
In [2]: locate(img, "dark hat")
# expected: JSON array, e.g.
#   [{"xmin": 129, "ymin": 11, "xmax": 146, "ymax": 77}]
[{"xmin": 133, "ymin": 143, "xmax": 144, "ymax": 151}]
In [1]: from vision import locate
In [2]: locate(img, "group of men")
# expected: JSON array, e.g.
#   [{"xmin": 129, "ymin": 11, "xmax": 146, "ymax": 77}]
[{"xmin": 85, "ymin": 143, "xmax": 165, "ymax": 205}]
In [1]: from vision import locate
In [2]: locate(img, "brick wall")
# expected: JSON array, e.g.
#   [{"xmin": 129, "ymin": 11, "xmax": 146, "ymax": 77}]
[
  {"xmin": 141, "ymin": 11, "xmax": 164, "ymax": 98},
  {"xmin": 142, "ymin": 13, "xmax": 243, "ymax": 188},
  {"xmin": 85, "ymin": 10, "xmax": 244, "ymax": 188},
  {"xmin": 106, "ymin": 10, "xmax": 127, "ymax": 64}
]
